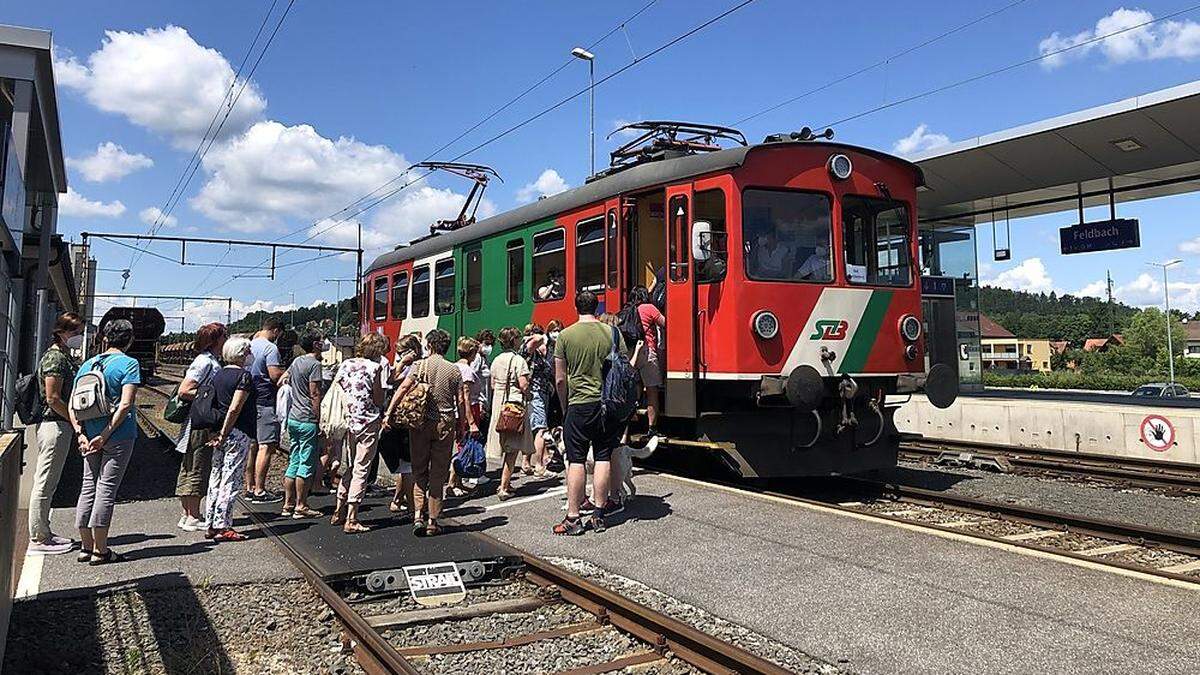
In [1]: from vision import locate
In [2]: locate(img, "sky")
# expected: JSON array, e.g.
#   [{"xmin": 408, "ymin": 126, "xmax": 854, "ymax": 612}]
[{"xmin": 6, "ymin": 0, "xmax": 1200, "ymax": 327}]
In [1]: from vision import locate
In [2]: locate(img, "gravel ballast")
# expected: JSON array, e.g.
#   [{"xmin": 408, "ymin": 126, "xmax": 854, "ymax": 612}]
[{"xmin": 6, "ymin": 580, "xmax": 361, "ymax": 674}]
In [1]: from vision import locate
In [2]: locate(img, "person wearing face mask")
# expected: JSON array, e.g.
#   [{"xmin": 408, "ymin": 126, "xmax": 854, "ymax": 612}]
[{"xmin": 27, "ymin": 312, "xmax": 85, "ymax": 555}]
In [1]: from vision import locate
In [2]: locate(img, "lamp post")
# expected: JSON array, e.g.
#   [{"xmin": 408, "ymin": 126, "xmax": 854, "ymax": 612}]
[
  {"xmin": 571, "ymin": 47, "xmax": 595, "ymax": 176},
  {"xmin": 1147, "ymin": 258, "xmax": 1182, "ymax": 384}
]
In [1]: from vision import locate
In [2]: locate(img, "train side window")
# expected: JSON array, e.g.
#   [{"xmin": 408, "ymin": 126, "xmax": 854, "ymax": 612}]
[
  {"xmin": 532, "ymin": 228, "xmax": 565, "ymax": 302},
  {"xmin": 575, "ymin": 216, "xmax": 605, "ymax": 292},
  {"xmin": 506, "ymin": 240, "xmax": 525, "ymax": 305},
  {"xmin": 372, "ymin": 277, "xmax": 388, "ymax": 321},
  {"xmin": 390, "ymin": 272, "xmax": 408, "ymax": 320},
  {"xmin": 434, "ymin": 259, "xmax": 455, "ymax": 315},
  {"xmin": 842, "ymin": 196, "xmax": 912, "ymax": 286},
  {"xmin": 606, "ymin": 209, "xmax": 618, "ymax": 289},
  {"xmin": 411, "ymin": 265, "xmax": 430, "ymax": 318},
  {"xmin": 465, "ymin": 249, "xmax": 483, "ymax": 312},
  {"xmin": 668, "ymin": 195, "xmax": 689, "ymax": 282},
  {"xmin": 742, "ymin": 189, "xmax": 832, "ymax": 283},
  {"xmin": 694, "ymin": 188, "xmax": 727, "ymax": 283}
]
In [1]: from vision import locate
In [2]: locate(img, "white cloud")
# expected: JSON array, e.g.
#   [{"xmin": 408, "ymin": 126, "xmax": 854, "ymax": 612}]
[
  {"xmin": 59, "ymin": 187, "xmax": 126, "ymax": 218},
  {"xmin": 190, "ymin": 120, "xmax": 410, "ymax": 232},
  {"xmin": 54, "ymin": 25, "xmax": 267, "ymax": 146},
  {"xmin": 516, "ymin": 169, "xmax": 570, "ymax": 203},
  {"xmin": 892, "ymin": 124, "xmax": 950, "ymax": 157},
  {"xmin": 66, "ymin": 141, "xmax": 153, "ymax": 182},
  {"xmin": 138, "ymin": 206, "xmax": 177, "ymax": 228},
  {"xmin": 1039, "ymin": 8, "xmax": 1200, "ymax": 70},
  {"xmin": 1074, "ymin": 279, "xmax": 1109, "ymax": 299},
  {"xmin": 982, "ymin": 257, "xmax": 1056, "ymax": 294},
  {"xmin": 1110, "ymin": 272, "xmax": 1200, "ymax": 312},
  {"xmin": 1180, "ymin": 236, "xmax": 1200, "ymax": 254}
]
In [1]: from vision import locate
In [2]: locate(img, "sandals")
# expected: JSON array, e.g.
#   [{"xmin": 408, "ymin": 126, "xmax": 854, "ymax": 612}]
[
  {"xmin": 343, "ymin": 521, "xmax": 370, "ymax": 534},
  {"xmin": 213, "ymin": 529, "xmax": 248, "ymax": 542},
  {"xmin": 388, "ymin": 499, "xmax": 404, "ymax": 513},
  {"xmin": 88, "ymin": 549, "xmax": 125, "ymax": 565},
  {"xmin": 292, "ymin": 506, "xmax": 322, "ymax": 519},
  {"xmin": 425, "ymin": 521, "xmax": 442, "ymax": 537},
  {"xmin": 77, "ymin": 550, "xmax": 93, "ymax": 563},
  {"xmin": 553, "ymin": 517, "xmax": 585, "ymax": 536},
  {"xmin": 280, "ymin": 506, "xmax": 295, "ymax": 517},
  {"xmin": 497, "ymin": 490, "xmax": 514, "ymax": 502},
  {"xmin": 330, "ymin": 513, "xmax": 345, "ymax": 527}
]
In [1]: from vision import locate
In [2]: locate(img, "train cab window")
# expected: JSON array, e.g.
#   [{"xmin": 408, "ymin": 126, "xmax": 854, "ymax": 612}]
[
  {"xmin": 411, "ymin": 265, "xmax": 430, "ymax": 318},
  {"xmin": 606, "ymin": 210, "xmax": 618, "ymax": 289},
  {"xmin": 694, "ymin": 188, "xmax": 728, "ymax": 283},
  {"xmin": 742, "ymin": 189, "xmax": 832, "ymax": 282},
  {"xmin": 506, "ymin": 240, "xmax": 525, "ymax": 305},
  {"xmin": 390, "ymin": 272, "xmax": 408, "ymax": 320},
  {"xmin": 372, "ymin": 277, "xmax": 388, "ymax": 321},
  {"xmin": 434, "ymin": 259, "xmax": 455, "ymax": 315},
  {"xmin": 575, "ymin": 216, "xmax": 605, "ymax": 292},
  {"xmin": 532, "ymin": 228, "xmax": 565, "ymax": 302},
  {"xmin": 465, "ymin": 249, "xmax": 483, "ymax": 311},
  {"xmin": 841, "ymin": 196, "xmax": 912, "ymax": 286}
]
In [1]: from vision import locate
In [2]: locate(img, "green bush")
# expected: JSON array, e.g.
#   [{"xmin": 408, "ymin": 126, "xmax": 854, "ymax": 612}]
[{"xmin": 983, "ymin": 370, "xmax": 1200, "ymax": 392}]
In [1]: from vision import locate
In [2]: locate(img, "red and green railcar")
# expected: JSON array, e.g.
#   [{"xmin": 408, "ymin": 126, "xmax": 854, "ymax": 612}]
[{"xmin": 362, "ymin": 128, "xmax": 956, "ymax": 477}]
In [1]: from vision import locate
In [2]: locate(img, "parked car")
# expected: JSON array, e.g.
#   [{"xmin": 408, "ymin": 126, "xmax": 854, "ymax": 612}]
[{"xmin": 1132, "ymin": 383, "xmax": 1191, "ymax": 398}]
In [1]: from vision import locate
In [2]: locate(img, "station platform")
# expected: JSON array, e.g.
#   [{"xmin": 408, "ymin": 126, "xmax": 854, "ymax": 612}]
[{"xmin": 444, "ymin": 468, "xmax": 1200, "ymax": 675}]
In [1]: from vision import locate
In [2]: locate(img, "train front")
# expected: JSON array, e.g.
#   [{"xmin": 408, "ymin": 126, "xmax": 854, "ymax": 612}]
[{"xmin": 692, "ymin": 141, "xmax": 957, "ymax": 477}]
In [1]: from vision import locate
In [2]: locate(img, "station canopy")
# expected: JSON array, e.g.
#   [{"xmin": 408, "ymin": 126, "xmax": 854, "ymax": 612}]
[{"xmin": 911, "ymin": 79, "xmax": 1200, "ymax": 228}]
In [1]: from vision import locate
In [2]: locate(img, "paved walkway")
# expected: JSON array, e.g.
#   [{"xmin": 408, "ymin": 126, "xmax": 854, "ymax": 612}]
[{"xmin": 449, "ymin": 470, "xmax": 1200, "ymax": 675}]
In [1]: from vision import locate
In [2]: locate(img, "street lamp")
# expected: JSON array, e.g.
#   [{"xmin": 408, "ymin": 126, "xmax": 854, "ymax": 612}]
[
  {"xmin": 1147, "ymin": 258, "xmax": 1182, "ymax": 384},
  {"xmin": 571, "ymin": 47, "xmax": 595, "ymax": 177}
]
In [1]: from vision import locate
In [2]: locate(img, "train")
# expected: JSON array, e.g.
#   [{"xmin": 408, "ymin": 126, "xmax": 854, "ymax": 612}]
[
  {"xmin": 361, "ymin": 122, "xmax": 957, "ymax": 477},
  {"xmin": 98, "ymin": 307, "xmax": 166, "ymax": 377}
]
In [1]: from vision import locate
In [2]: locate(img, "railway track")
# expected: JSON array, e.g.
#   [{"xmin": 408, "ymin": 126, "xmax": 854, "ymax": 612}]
[
  {"xmin": 242, "ymin": 499, "xmax": 789, "ymax": 674},
  {"xmin": 900, "ymin": 437, "xmax": 1200, "ymax": 495}
]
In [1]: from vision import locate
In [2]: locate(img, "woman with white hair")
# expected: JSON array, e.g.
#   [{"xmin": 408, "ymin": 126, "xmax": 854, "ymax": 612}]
[{"xmin": 202, "ymin": 336, "xmax": 257, "ymax": 542}]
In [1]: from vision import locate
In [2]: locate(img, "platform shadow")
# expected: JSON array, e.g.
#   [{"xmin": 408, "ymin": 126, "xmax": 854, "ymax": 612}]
[{"xmin": 3, "ymin": 572, "xmax": 234, "ymax": 674}]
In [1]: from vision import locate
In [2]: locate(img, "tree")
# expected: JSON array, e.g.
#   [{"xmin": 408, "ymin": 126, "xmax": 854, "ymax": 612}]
[{"xmin": 1123, "ymin": 308, "xmax": 1186, "ymax": 360}]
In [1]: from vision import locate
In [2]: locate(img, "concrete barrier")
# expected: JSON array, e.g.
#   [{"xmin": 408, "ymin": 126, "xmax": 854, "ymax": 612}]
[
  {"xmin": 0, "ymin": 432, "xmax": 24, "ymax": 666},
  {"xmin": 896, "ymin": 394, "xmax": 1200, "ymax": 465}
]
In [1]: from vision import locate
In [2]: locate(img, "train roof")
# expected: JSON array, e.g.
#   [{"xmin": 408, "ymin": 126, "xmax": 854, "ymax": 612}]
[{"xmin": 366, "ymin": 140, "xmax": 922, "ymax": 274}]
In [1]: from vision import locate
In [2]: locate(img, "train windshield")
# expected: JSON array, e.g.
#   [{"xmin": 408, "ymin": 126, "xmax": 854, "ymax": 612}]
[
  {"xmin": 842, "ymin": 196, "xmax": 912, "ymax": 287},
  {"xmin": 742, "ymin": 189, "xmax": 832, "ymax": 282}
]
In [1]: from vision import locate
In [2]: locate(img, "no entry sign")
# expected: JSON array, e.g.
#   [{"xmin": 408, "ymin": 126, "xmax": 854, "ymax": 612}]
[{"xmin": 1140, "ymin": 414, "xmax": 1176, "ymax": 452}]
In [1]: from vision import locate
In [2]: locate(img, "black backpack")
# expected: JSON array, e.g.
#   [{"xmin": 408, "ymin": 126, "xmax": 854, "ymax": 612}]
[
  {"xmin": 601, "ymin": 326, "xmax": 641, "ymax": 424},
  {"xmin": 189, "ymin": 377, "xmax": 221, "ymax": 431},
  {"xmin": 616, "ymin": 302, "xmax": 645, "ymax": 350},
  {"xmin": 15, "ymin": 372, "xmax": 45, "ymax": 425}
]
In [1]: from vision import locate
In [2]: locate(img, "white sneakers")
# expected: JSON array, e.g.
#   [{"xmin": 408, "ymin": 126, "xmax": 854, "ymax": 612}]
[
  {"xmin": 27, "ymin": 535, "xmax": 73, "ymax": 556},
  {"xmin": 177, "ymin": 515, "xmax": 208, "ymax": 532}
]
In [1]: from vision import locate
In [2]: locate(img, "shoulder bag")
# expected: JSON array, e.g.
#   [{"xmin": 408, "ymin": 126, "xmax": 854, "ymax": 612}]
[{"xmin": 494, "ymin": 354, "xmax": 526, "ymax": 434}]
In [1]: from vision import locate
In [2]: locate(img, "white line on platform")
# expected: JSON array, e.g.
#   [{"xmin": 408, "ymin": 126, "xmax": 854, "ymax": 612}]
[
  {"xmin": 655, "ymin": 472, "xmax": 1200, "ymax": 593},
  {"xmin": 15, "ymin": 552, "xmax": 43, "ymax": 600},
  {"xmin": 484, "ymin": 487, "xmax": 567, "ymax": 511}
]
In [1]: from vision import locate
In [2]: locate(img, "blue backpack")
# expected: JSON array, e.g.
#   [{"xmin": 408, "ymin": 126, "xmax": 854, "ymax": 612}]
[
  {"xmin": 453, "ymin": 435, "xmax": 487, "ymax": 479},
  {"xmin": 601, "ymin": 325, "xmax": 641, "ymax": 424}
]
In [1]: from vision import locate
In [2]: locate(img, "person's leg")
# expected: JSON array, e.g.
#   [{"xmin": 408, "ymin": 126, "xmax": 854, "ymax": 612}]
[
  {"xmin": 88, "ymin": 439, "xmax": 135, "ymax": 554},
  {"xmin": 253, "ymin": 405, "xmax": 280, "ymax": 496},
  {"xmin": 212, "ymin": 433, "xmax": 250, "ymax": 530},
  {"xmin": 204, "ymin": 440, "xmax": 227, "ymax": 535},
  {"xmin": 426, "ymin": 435, "xmax": 452, "ymax": 527},
  {"xmin": 244, "ymin": 442, "xmax": 259, "ymax": 495},
  {"xmin": 645, "ymin": 386, "xmax": 660, "ymax": 431},
  {"xmin": 409, "ymin": 428, "xmax": 432, "ymax": 523},
  {"xmin": 499, "ymin": 451, "xmax": 517, "ymax": 495},
  {"xmin": 254, "ymin": 442, "xmax": 276, "ymax": 495},
  {"xmin": 76, "ymin": 449, "xmax": 101, "ymax": 552},
  {"xmin": 29, "ymin": 420, "xmax": 71, "ymax": 544},
  {"xmin": 295, "ymin": 422, "xmax": 318, "ymax": 510},
  {"xmin": 591, "ymin": 461, "xmax": 612, "ymax": 509},
  {"xmin": 346, "ymin": 422, "xmax": 379, "ymax": 530},
  {"xmin": 561, "ymin": 404, "xmax": 589, "ymax": 519},
  {"xmin": 332, "ymin": 432, "xmax": 352, "ymax": 525}
]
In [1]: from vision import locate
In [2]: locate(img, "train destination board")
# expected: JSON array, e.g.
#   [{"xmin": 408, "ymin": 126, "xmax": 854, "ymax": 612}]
[{"xmin": 1059, "ymin": 218, "xmax": 1140, "ymax": 255}]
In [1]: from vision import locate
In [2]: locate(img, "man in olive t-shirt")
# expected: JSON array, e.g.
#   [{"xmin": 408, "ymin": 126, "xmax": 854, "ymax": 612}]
[{"xmin": 553, "ymin": 290, "xmax": 628, "ymax": 536}]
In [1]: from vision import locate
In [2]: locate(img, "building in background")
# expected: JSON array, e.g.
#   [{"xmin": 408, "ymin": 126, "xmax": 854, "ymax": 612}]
[
  {"xmin": 0, "ymin": 23, "xmax": 74, "ymax": 663},
  {"xmin": 979, "ymin": 314, "xmax": 1053, "ymax": 373},
  {"xmin": 1185, "ymin": 321, "xmax": 1200, "ymax": 359}
]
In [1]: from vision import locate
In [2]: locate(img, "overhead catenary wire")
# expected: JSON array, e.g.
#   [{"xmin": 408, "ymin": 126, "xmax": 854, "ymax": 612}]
[
  {"xmin": 730, "ymin": 0, "xmax": 1032, "ymax": 127},
  {"xmin": 128, "ymin": 0, "xmax": 296, "ymax": 272}
]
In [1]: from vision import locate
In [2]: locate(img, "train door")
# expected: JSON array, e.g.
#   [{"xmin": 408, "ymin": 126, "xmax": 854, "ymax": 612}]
[
  {"xmin": 663, "ymin": 184, "xmax": 697, "ymax": 418},
  {"xmin": 604, "ymin": 198, "xmax": 623, "ymax": 311}
]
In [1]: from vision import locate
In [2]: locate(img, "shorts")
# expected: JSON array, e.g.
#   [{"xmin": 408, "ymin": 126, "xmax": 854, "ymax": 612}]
[
  {"xmin": 284, "ymin": 419, "xmax": 319, "ymax": 479},
  {"xmin": 528, "ymin": 385, "xmax": 550, "ymax": 431},
  {"xmin": 255, "ymin": 404, "xmax": 281, "ymax": 444},
  {"xmin": 175, "ymin": 429, "xmax": 212, "ymax": 496},
  {"xmin": 638, "ymin": 349, "xmax": 663, "ymax": 388},
  {"xmin": 563, "ymin": 401, "xmax": 623, "ymax": 464}
]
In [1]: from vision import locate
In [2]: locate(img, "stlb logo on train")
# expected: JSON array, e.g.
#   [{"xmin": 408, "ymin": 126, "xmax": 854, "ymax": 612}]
[{"xmin": 809, "ymin": 320, "xmax": 849, "ymax": 341}]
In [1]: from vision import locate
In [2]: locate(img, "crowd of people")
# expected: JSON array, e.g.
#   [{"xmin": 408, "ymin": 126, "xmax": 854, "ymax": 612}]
[{"xmin": 23, "ymin": 284, "xmax": 664, "ymax": 561}]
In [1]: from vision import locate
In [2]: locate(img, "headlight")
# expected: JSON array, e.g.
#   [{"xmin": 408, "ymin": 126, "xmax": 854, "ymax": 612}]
[
  {"xmin": 900, "ymin": 314, "xmax": 922, "ymax": 342},
  {"xmin": 828, "ymin": 154, "xmax": 853, "ymax": 180},
  {"xmin": 752, "ymin": 310, "xmax": 780, "ymax": 340}
]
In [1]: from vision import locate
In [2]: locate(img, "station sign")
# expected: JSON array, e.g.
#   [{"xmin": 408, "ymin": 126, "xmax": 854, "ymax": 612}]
[
  {"xmin": 1059, "ymin": 218, "xmax": 1140, "ymax": 255},
  {"xmin": 921, "ymin": 276, "xmax": 956, "ymax": 298}
]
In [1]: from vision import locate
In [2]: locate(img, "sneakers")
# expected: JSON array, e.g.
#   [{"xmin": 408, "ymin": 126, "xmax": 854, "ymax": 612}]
[
  {"xmin": 553, "ymin": 516, "xmax": 586, "ymax": 536},
  {"xmin": 28, "ymin": 535, "xmax": 73, "ymax": 556},
  {"xmin": 600, "ymin": 499, "xmax": 624, "ymax": 517},
  {"xmin": 248, "ymin": 490, "xmax": 283, "ymax": 504},
  {"xmin": 180, "ymin": 516, "xmax": 208, "ymax": 532},
  {"xmin": 588, "ymin": 514, "xmax": 606, "ymax": 533}
]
